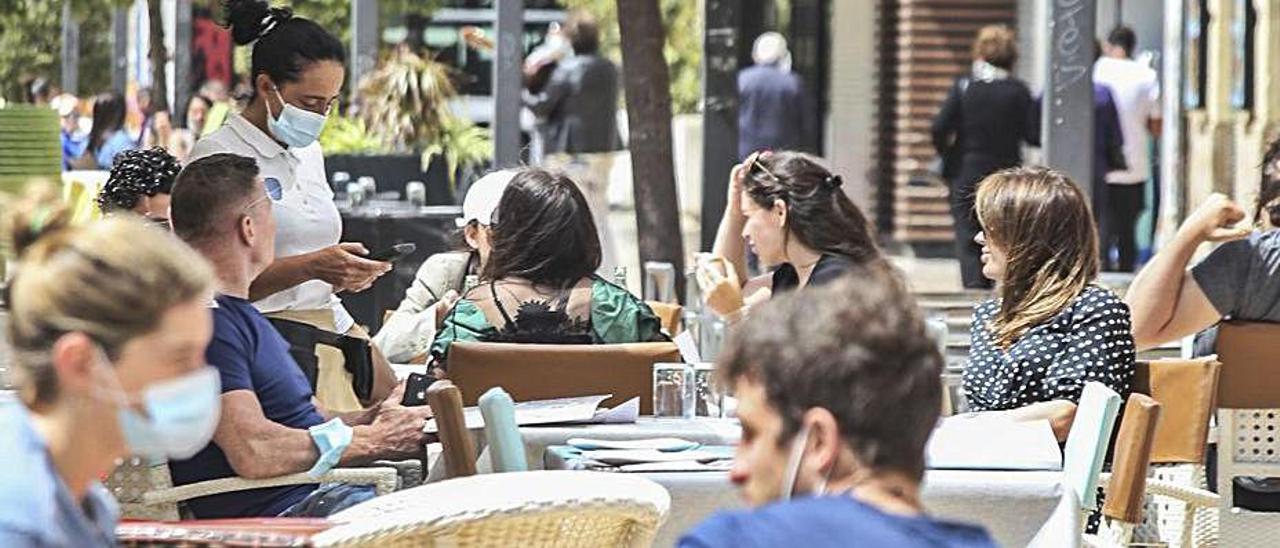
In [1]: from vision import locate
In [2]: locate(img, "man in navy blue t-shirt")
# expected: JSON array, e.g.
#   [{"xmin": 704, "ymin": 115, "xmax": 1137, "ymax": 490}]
[
  {"xmin": 168, "ymin": 154, "xmax": 432, "ymax": 518},
  {"xmin": 679, "ymin": 269, "xmax": 996, "ymax": 548}
]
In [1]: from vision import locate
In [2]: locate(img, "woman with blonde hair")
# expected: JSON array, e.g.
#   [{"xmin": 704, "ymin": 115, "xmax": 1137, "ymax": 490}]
[
  {"xmin": 932, "ymin": 24, "xmax": 1039, "ymax": 289},
  {"xmin": 0, "ymin": 202, "xmax": 218, "ymax": 545},
  {"xmin": 963, "ymin": 167, "xmax": 1134, "ymax": 441}
]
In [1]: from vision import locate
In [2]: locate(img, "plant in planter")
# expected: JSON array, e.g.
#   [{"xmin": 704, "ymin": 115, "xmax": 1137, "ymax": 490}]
[
  {"xmin": 358, "ymin": 47, "xmax": 491, "ymax": 191},
  {"xmin": 318, "ymin": 113, "xmax": 388, "ymax": 157}
]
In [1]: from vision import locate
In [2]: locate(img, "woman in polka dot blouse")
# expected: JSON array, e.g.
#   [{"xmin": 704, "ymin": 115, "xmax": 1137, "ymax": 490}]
[{"xmin": 962, "ymin": 167, "xmax": 1136, "ymax": 441}]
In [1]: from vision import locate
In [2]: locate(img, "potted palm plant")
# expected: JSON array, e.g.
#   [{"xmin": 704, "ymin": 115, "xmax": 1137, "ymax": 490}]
[{"xmin": 323, "ymin": 46, "xmax": 491, "ymax": 204}]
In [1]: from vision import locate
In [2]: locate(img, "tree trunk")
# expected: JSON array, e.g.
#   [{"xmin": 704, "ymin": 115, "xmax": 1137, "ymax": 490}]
[
  {"xmin": 616, "ymin": 0, "xmax": 686, "ymax": 300},
  {"xmin": 147, "ymin": 0, "xmax": 168, "ymax": 112}
]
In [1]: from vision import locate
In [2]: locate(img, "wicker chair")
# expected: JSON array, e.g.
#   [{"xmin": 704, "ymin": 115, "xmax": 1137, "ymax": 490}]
[
  {"xmin": 106, "ymin": 456, "xmax": 400, "ymax": 521},
  {"xmin": 1108, "ymin": 358, "xmax": 1221, "ymax": 547},
  {"xmin": 1106, "ymin": 324, "xmax": 1280, "ymax": 547},
  {"xmin": 314, "ymin": 470, "xmax": 671, "ymax": 547}
]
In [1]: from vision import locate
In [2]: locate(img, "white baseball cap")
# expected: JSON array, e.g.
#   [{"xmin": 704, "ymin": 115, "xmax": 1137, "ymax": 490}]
[
  {"xmin": 50, "ymin": 93, "xmax": 79, "ymax": 118},
  {"xmin": 457, "ymin": 169, "xmax": 517, "ymax": 228}
]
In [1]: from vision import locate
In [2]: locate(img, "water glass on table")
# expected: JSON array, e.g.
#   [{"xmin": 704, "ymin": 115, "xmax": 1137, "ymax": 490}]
[
  {"xmin": 405, "ymin": 181, "xmax": 427, "ymax": 206},
  {"xmin": 653, "ymin": 363, "xmax": 694, "ymax": 418},
  {"xmin": 693, "ymin": 363, "xmax": 723, "ymax": 418}
]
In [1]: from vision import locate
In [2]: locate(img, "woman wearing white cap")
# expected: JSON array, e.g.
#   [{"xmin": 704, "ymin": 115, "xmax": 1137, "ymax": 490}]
[{"xmin": 373, "ymin": 170, "xmax": 516, "ymax": 363}]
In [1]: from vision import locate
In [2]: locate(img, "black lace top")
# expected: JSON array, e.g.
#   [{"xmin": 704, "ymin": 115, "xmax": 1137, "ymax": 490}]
[{"xmin": 488, "ymin": 282, "xmax": 594, "ymax": 344}]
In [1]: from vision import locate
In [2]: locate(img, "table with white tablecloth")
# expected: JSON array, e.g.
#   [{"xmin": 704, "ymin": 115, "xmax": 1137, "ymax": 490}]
[
  {"xmin": 425, "ymin": 417, "xmax": 742, "ymax": 481},
  {"xmin": 543, "ymin": 446, "xmax": 1079, "ymax": 548},
  {"xmin": 420, "ymin": 417, "xmax": 1077, "ymax": 547}
]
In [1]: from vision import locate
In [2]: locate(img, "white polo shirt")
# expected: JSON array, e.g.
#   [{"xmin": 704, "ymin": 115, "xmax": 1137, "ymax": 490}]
[
  {"xmin": 190, "ymin": 114, "xmax": 354, "ymax": 332},
  {"xmin": 1093, "ymin": 57, "xmax": 1161, "ymax": 185}
]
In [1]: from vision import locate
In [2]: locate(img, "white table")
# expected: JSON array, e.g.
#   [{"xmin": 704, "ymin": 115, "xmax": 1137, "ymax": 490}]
[
  {"xmin": 529, "ymin": 420, "xmax": 1076, "ymax": 548},
  {"xmin": 544, "ymin": 455, "xmax": 1077, "ymax": 548},
  {"xmin": 428, "ymin": 418, "xmax": 1078, "ymax": 547},
  {"xmin": 425, "ymin": 417, "xmax": 741, "ymax": 481}
]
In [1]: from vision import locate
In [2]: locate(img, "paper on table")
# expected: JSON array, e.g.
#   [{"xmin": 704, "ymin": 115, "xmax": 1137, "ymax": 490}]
[
  {"xmin": 617, "ymin": 460, "xmax": 735, "ymax": 473},
  {"xmin": 423, "ymin": 394, "xmax": 611, "ymax": 433},
  {"xmin": 583, "ymin": 448, "xmax": 728, "ymax": 465},
  {"xmin": 673, "ymin": 330, "xmax": 702, "ymax": 363},
  {"xmin": 926, "ymin": 416, "xmax": 1063, "ymax": 471},
  {"xmin": 567, "ymin": 436, "xmax": 700, "ymax": 452},
  {"xmin": 572, "ymin": 396, "xmax": 640, "ymax": 425}
]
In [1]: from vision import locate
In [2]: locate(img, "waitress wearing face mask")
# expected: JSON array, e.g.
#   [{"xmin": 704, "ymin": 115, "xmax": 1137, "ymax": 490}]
[
  {"xmin": 0, "ymin": 209, "xmax": 219, "ymax": 546},
  {"xmin": 192, "ymin": 0, "xmax": 395, "ymax": 410}
]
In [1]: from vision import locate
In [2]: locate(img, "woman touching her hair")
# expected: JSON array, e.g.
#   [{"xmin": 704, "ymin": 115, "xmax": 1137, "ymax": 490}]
[{"xmin": 701, "ymin": 150, "xmax": 885, "ymax": 322}]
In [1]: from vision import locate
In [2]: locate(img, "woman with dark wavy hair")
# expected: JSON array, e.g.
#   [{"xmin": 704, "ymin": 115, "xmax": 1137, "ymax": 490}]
[
  {"xmin": 430, "ymin": 167, "xmax": 666, "ymax": 364},
  {"xmin": 702, "ymin": 150, "xmax": 883, "ymax": 321}
]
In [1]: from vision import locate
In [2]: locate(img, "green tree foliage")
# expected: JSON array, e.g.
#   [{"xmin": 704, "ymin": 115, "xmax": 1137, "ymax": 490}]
[
  {"xmin": 290, "ymin": 0, "xmax": 442, "ymax": 45},
  {"xmin": 560, "ymin": 0, "xmax": 701, "ymax": 114},
  {"xmin": 0, "ymin": 0, "xmax": 116, "ymax": 101}
]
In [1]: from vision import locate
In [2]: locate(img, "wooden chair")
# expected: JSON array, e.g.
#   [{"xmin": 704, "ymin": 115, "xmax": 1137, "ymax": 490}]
[
  {"xmin": 447, "ymin": 341, "xmax": 682, "ymax": 415},
  {"xmin": 1088, "ymin": 393, "xmax": 1162, "ymax": 546},
  {"xmin": 646, "ymin": 301, "xmax": 683, "ymax": 335},
  {"xmin": 1111, "ymin": 328, "xmax": 1279, "ymax": 547},
  {"xmin": 1210, "ymin": 322, "xmax": 1280, "ymax": 547},
  {"xmin": 425, "ymin": 380, "xmax": 478, "ymax": 480},
  {"xmin": 1123, "ymin": 358, "xmax": 1221, "ymax": 547}
]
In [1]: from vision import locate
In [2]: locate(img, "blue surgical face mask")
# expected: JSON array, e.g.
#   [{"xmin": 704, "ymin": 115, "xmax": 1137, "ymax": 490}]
[
  {"xmin": 95, "ymin": 349, "xmax": 222, "ymax": 460},
  {"xmin": 266, "ymin": 86, "xmax": 327, "ymax": 149}
]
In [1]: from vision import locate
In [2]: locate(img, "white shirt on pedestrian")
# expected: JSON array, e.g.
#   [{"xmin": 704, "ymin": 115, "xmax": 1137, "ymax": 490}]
[
  {"xmin": 190, "ymin": 114, "xmax": 354, "ymax": 332},
  {"xmin": 1093, "ymin": 56, "xmax": 1160, "ymax": 185}
]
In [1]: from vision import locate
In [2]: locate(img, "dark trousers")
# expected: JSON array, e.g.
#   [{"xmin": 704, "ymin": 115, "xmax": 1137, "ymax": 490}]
[
  {"xmin": 950, "ymin": 189, "xmax": 992, "ymax": 289},
  {"xmin": 1102, "ymin": 183, "xmax": 1145, "ymax": 272}
]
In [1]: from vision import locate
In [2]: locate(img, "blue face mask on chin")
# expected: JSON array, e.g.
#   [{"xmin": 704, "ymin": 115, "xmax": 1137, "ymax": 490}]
[
  {"xmin": 266, "ymin": 86, "xmax": 327, "ymax": 149},
  {"xmin": 95, "ymin": 349, "xmax": 222, "ymax": 460}
]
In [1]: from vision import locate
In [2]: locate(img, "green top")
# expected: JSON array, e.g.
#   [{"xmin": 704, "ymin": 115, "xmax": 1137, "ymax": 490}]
[{"xmin": 430, "ymin": 276, "xmax": 667, "ymax": 363}]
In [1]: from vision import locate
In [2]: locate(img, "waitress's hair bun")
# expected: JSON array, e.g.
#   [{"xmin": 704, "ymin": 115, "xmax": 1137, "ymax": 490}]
[
  {"xmin": 221, "ymin": 0, "xmax": 343, "ymax": 97},
  {"xmin": 223, "ymin": 0, "xmax": 294, "ymax": 46}
]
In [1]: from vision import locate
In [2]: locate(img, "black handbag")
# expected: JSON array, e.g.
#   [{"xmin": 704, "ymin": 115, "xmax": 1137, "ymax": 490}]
[{"xmin": 268, "ymin": 317, "xmax": 375, "ymax": 402}]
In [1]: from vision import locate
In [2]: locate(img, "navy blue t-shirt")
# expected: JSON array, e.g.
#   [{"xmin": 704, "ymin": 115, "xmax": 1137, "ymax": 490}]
[
  {"xmin": 169, "ymin": 294, "xmax": 327, "ymax": 518},
  {"xmin": 679, "ymin": 495, "xmax": 997, "ymax": 548}
]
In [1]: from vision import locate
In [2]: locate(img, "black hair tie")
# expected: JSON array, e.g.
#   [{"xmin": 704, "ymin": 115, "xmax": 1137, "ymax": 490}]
[{"xmin": 824, "ymin": 174, "xmax": 844, "ymax": 190}]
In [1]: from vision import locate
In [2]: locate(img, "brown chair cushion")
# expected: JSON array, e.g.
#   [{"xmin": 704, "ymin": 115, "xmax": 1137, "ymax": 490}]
[
  {"xmin": 1102, "ymin": 393, "xmax": 1162, "ymax": 524},
  {"xmin": 447, "ymin": 341, "xmax": 682, "ymax": 414},
  {"xmin": 1133, "ymin": 358, "xmax": 1220, "ymax": 463},
  {"xmin": 1216, "ymin": 322, "xmax": 1280, "ymax": 409},
  {"xmin": 646, "ymin": 302, "xmax": 683, "ymax": 334}
]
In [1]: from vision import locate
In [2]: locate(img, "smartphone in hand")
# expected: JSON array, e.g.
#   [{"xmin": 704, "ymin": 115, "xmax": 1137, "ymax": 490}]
[{"xmin": 366, "ymin": 242, "xmax": 417, "ymax": 262}]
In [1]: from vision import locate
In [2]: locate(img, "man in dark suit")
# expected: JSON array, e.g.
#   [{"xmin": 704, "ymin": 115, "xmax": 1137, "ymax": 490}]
[
  {"xmin": 524, "ymin": 11, "xmax": 622, "ymax": 274},
  {"xmin": 737, "ymin": 32, "xmax": 808, "ymax": 160}
]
